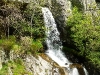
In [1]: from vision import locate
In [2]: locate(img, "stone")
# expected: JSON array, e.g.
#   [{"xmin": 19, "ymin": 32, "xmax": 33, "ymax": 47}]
[
  {"xmin": 24, "ymin": 54, "xmax": 66, "ymax": 75},
  {"xmin": 81, "ymin": 0, "xmax": 97, "ymax": 10},
  {"xmin": 69, "ymin": 63, "xmax": 85, "ymax": 75},
  {"xmin": 51, "ymin": 0, "xmax": 72, "ymax": 41}
]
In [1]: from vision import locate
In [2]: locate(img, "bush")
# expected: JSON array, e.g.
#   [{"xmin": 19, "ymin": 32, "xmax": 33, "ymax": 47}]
[
  {"xmin": 67, "ymin": 7, "xmax": 100, "ymax": 68},
  {"xmin": 12, "ymin": 44, "xmax": 21, "ymax": 54},
  {"xmin": 20, "ymin": 36, "xmax": 32, "ymax": 53},
  {"xmin": 30, "ymin": 39, "xmax": 43, "ymax": 55},
  {"xmin": 0, "ymin": 36, "xmax": 16, "ymax": 59},
  {"xmin": 23, "ymin": 5, "xmax": 45, "ymax": 39},
  {"xmin": 20, "ymin": 36, "xmax": 43, "ymax": 55},
  {"xmin": 0, "ymin": 36, "xmax": 16, "ymax": 51},
  {"xmin": 0, "ymin": 59, "xmax": 32, "ymax": 75}
]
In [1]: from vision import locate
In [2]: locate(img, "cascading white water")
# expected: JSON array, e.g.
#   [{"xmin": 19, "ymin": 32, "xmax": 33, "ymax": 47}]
[
  {"xmin": 69, "ymin": 68, "xmax": 79, "ymax": 75},
  {"xmin": 84, "ymin": 68, "xmax": 88, "ymax": 75},
  {"xmin": 42, "ymin": 7, "xmax": 88, "ymax": 75},
  {"xmin": 42, "ymin": 7, "xmax": 70, "ymax": 66}
]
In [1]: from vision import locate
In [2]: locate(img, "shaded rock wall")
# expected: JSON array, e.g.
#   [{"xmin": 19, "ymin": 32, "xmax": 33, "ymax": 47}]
[
  {"xmin": 0, "ymin": 47, "xmax": 67, "ymax": 75},
  {"xmin": 51, "ymin": 0, "xmax": 71, "ymax": 41}
]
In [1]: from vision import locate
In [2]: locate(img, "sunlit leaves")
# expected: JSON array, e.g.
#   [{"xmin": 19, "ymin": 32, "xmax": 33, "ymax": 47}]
[
  {"xmin": 67, "ymin": 7, "xmax": 100, "ymax": 68},
  {"xmin": 67, "ymin": 7, "xmax": 100, "ymax": 57}
]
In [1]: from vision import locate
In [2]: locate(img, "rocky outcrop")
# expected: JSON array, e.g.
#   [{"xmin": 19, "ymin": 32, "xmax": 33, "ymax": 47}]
[
  {"xmin": 81, "ymin": 0, "xmax": 97, "ymax": 10},
  {"xmin": 0, "ymin": 46, "xmax": 68, "ymax": 75},
  {"xmin": 0, "ymin": 48, "xmax": 68, "ymax": 75},
  {"xmin": 23, "ymin": 54, "xmax": 67, "ymax": 75}
]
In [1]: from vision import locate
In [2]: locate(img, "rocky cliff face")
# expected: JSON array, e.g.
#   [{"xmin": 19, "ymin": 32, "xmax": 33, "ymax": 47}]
[
  {"xmin": 71, "ymin": 0, "xmax": 97, "ymax": 10},
  {"xmin": 24, "ymin": 54, "xmax": 67, "ymax": 75},
  {"xmin": 0, "ymin": 50, "xmax": 67, "ymax": 75},
  {"xmin": 50, "ymin": 0, "xmax": 71, "ymax": 41}
]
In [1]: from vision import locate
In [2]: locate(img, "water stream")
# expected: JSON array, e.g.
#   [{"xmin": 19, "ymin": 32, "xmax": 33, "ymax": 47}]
[{"xmin": 42, "ymin": 7, "xmax": 88, "ymax": 75}]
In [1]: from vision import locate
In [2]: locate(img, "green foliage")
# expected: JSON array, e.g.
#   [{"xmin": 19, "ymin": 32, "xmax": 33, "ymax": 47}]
[
  {"xmin": 20, "ymin": 36, "xmax": 43, "ymax": 55},
  {"xmin": 0, "ymin": 36, "xmax": 44, "ymax": 56},
  {"xmin": 12, "ymin": 59, "xmax": 32, "ymax": 75},
  {"xmin": 0, "ymin": 36, "xmax": 16, "ymax": 51},
  {"xmin": 30, "ymin": 39, "xmax": 43, "ymax": 55},
  {"xmin": 88, "ymin": 52, "xmax": 100, "ymax": 68},
  {"xmin": 67, "ymin": 7, "xmax": 100, "ymax": 67},
  {"xmin": 23, "ymin": 6, "xmax": 45, "ymax": 39},
  {"xmin": 0, "ymin": 1, "xmax": 45, "ymax": 55},
  {"xmin": 0, "ymin": 1, "xmax": 45, "ymax": 74},
  {"xmin": 0, "ymin": 36, "xmax": 43, "ymax": 57},
  {"xmin": 0, "ymin": 63, "xmax": 8, "ymax": 75},
  {"xmin": 20, "ymin": 36, "xmax": 32, "ymax": 54},
  {"xmin": 0, "ymin": 59, "xmax": 32, "ymax": 75},
  {"xmin": 0, "ymin": 1, "xmax": 45, "ymax": 40},
  {"xmin": 13, "ymin": 19, "xmax": 31, "ymax": 36}
]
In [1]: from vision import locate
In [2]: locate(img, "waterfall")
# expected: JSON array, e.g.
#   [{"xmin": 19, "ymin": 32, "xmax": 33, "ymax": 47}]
[
  {"xmin": 42, "ymin": 7, "xmax": 88, "ymax": 75},
  {"xmin": 84, "ymin": 68, "xmax": 88, "ymax": 75},
  {"xmin": 69, "ymin": 68, "xmax": 79, "ymax": 75},
  {"xmin": 42, "ymin": 7, "xmax": 70, "ymax": 66}
]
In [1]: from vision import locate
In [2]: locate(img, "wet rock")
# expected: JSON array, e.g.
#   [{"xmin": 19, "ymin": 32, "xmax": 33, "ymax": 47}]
[{"xmin": 69, "ymin": 63, "xmax": 85, "ymax": 75}]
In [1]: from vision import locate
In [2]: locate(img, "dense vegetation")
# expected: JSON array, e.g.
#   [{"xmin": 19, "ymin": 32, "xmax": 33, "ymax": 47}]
[
  {"xmin": 66, "ymin": 7, "xmax": 100, "ymax": 71},
  {"xmin": 0, "ymin": 0, "xmax": 100, "ymax": 74},
  {"xmin": 0, "ymin": 0, "xmax": 45, "ymax": 74},
  {"xmin": 0, "ymin": 0, "xmax": 45, "ymax": 54}
]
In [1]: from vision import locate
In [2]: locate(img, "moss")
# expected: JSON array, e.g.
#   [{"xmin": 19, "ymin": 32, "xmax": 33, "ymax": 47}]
[{"xmin": 40, "ymin": 53, "xmax": 66, "ymax": 75}]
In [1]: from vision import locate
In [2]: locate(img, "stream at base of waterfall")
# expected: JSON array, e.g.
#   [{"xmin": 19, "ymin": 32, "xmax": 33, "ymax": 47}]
[{"xmin": 42, "ymin": 7, "xmax": 88, "ymax": 75}]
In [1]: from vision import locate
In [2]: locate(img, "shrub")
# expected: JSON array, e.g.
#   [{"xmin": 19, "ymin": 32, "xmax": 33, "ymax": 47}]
[
  {"xmin": 20, "ymin": 36, "xmax": 43, "ymax": 55},
  {"xmin": 66, "ymin": 7, "xmax": 100, "ymax": 68},
  {"xmin": 0, "ymin": 59, "xmax": 32, "ymax": 75},
  {"xmin": 0, "ymin": 36, "xmax": 16, "ymax": 51},
  {"xmin": 0, "ymin": 36, "xmax": 16, "ymax": 59},
  {"xmin": 67, "ymin": 7, "xmax": 100, "ymax": 56},
  {"xmin": 20, "ymin": 36, "xmax": 32, "ymax": 54},
  {"xmin": 30, "ymin": 39, "xmax": 43, "ymax": 55}
]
